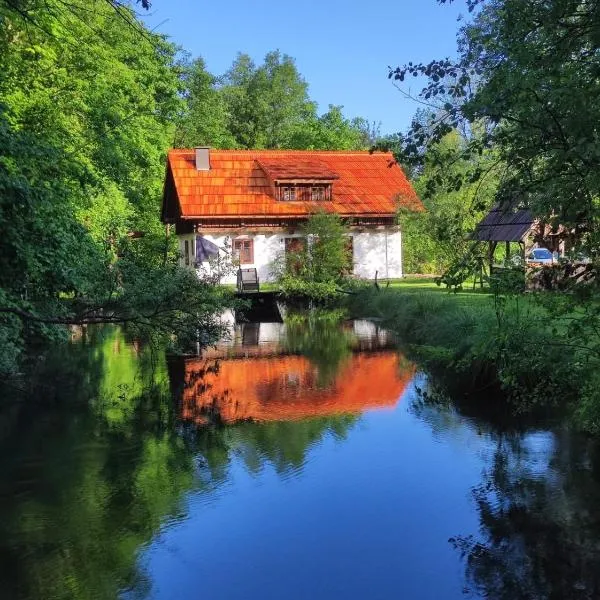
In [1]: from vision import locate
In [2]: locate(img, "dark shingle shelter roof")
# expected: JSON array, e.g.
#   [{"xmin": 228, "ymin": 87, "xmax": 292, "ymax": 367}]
[{"xmin": 472, "ymin": 203, "xmax": 534, "ymax": 242}]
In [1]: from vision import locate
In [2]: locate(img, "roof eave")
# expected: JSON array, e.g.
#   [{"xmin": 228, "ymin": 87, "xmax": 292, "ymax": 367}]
[{"xmin": 179, "ymin": 211, "xmax": 398, "ymax": 218}]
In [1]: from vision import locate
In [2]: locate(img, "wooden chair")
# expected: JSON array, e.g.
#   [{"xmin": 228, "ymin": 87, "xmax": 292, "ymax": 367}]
[{"xmin": 237, "ymin": 268, "xmax": 260, "ymax": 293}]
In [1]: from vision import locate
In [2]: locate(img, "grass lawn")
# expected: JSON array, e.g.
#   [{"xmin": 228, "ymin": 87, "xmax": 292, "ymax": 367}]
[
  {"xmin": 224, "ymin": 277, "xmax": 492, "ymax": 310},
  {"xmin": 386, "ymin": 275, "xmax": 489, "ymax": 292},
  {"xmin": 381, "ymin": 276, "xmax": 492, "ymax": 310}
]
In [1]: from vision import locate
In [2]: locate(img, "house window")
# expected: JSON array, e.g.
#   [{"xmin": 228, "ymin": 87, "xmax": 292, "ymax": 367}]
[
  {"xmin": 278, "ymin": 183, "xmax": 332, "ymax": 201},
  {"xmin": 184, "ymin": 240, "xmax": 190, "ymax": 266},
  {"xmin": 311, "ymin": 186, "xmax": 325, "ymax": 201},
  {"xmin": 233, "ymin": 239, "xmax": 254, "ymax": 264},
  {"xmin": 282, "ymin": 186, "xmax": 296, "ymax": 201}
]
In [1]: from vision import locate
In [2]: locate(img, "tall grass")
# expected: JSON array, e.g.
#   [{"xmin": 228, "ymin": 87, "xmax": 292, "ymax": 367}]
[{"xmin": 349, "ymin": 288, "xmax": 585, "ymax": 422}]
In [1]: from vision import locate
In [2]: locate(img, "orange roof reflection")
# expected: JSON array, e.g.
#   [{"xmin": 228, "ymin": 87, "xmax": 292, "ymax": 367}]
[{"xmin": 180, "ymin": 352, "xmax": 412, "ymax": 425}]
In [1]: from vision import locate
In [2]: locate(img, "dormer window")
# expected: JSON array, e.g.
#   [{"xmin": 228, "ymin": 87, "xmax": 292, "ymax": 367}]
[
  {"xmin": 277, "ymin": 183, "xmax": 332, "ymax": 202},
  {"xmin": 282, "ymin": 186, "xmax": 296, "ymax": 202},
  {"xmin": 258, "ymin": 158, "xmax": 339, "ymax": 204}
]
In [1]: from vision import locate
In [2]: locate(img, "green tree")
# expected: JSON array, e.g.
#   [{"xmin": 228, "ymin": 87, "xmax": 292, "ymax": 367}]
[
  {"xmin": 288, "ymin": 105, "xmax": 371, "ymax": 150},
  {"xmin": 392, "ymin": 0, "xmax": 600, "ymax": 253},
  {"xmin": 174, "ymin": 56, "xmax": 235, "ymax": 148},
  {"xmin": 178, "ymin": 50, "xmax": 373, "ymax": 152},
  {"xmin": 0, "ymin": 0, "xmax": 232, "ymax": 375},
  {"xmin": 222, "ymin": 50, "xmax": 316, "ymax": 148},
  {"xmin": 400, "ymin": 130, "xmax": 499, "ymax": 273},
  {"xmin": 274, "ymin": 212, "xmax": 352, "ymax": 301}
]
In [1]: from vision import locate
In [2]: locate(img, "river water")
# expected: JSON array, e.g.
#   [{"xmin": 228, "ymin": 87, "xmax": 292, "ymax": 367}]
[{"xmin": 1, "ymin": 312, "xmax": 600, "ymax": 599}]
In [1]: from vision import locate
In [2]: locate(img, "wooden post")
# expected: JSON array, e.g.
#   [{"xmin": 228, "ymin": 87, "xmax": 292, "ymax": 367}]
[
  {"xmin": 489, "ymin": 241, "xmax": 497, "ymax": 276},
  {"xmin": 163, "ymin": 223, "xmax": 170, "ymax": 266},
  {"xmin": 505, "ymin": 241, "xmax": 511, "ymax": 264}
]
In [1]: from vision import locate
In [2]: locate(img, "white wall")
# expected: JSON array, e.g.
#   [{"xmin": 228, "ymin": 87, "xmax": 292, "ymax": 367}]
[
  {"xmin": 353, "ymin": 229, "xmax": 402, "ymax": 279},
  {"xmin": 179, "ymin": 227, "xmax": 403, "ymax": 284},
  {"xmin": 217, "ymin": 319, "xmax": 285, "ymax": 347},
  {"xmin": 180, "ymin": 232, "xmax": 297, "ymax": 284}
]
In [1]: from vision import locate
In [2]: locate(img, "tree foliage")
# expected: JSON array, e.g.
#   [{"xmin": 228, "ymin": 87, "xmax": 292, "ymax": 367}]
[
  {"xmin": 0, "ymin": 0, "xmax": 379, "ymax": 375},
  {"xmin": 224, "ymin": 50, "xmax": 315, "ymax": 149},
  {"xmin": 175, "ymin": 50, "xmax": 372, "ymax": 151},
  {"xmin": 174, "ymin": 57, "xmax": 235, "ymax": 149},
  {"xmin": 399, "ymin": 129, "xmax": 499, "ymax": 274},
  {"xmin": 0, "ymin": 0, "xmax": 232, "ymax": 374},
  {"xmin": 273, "ymin": 212, "xmax": 353, "ymax": 302},
  {"xmin": 391, "ymin": 0, "xmax": 600, "ymax": 252}
]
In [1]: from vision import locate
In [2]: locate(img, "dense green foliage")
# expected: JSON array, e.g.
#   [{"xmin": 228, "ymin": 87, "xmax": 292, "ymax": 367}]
[
  {"xmin": 0, "ymin": 1, "xmax": 381, "ymax": 377},
  {"xmin": 393, "ymin": 0, "xmax": 600, "ymax": 252},
  {"xmin": 273, "ymin": 212, "xmax": 354, "ymax": 302},
  {"xmin": 383, "ymin": 0, "xmax": 600, "ymax": 429},
  {"xmin": 174, "ymin": 57, "xmax": 235, "ymax": 149},
  {"xmin": 0, "ymin": 0, "xmax": 239, "ymax": 375},
  {"xmin": 175, "ymin": 50, "xmax": 373, "ymax": 150},
  {"xmin": 399, "ymin": 130, "xmax": 499, "ymax": 274}
]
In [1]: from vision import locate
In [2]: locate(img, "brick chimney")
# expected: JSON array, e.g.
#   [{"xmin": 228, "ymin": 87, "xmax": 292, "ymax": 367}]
[{"xmin": 195, "ymin": 147, "xmax": 210, "ymax": 171}]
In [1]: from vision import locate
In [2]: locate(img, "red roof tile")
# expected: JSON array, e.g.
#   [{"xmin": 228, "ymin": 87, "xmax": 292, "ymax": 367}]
[
  {"xmin": 258, "ymin": 158, "xmax": 340, "ymax": 181},
  {"xmin": 165, "ymin": 149, "xmax": 422, "ymax": 219}
]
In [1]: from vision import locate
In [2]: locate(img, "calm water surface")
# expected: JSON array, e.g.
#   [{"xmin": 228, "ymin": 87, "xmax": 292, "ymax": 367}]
[{"xmin": 1, "ymin": 313, "xmax": 600, "ymax": 599}]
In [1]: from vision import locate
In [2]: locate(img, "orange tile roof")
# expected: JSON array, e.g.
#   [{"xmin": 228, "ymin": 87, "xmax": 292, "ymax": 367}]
[
  {"xmin": 166, "ymin": 149, "xmax": 422, "ymax": 219},
  {"xmin": 257, "ymin": 158, "xmax": 340, "ymax": 181}
]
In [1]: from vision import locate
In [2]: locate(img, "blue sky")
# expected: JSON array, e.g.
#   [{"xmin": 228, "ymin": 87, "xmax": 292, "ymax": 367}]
[{"xmin": 141, "ymin": 0, "xmax": 466, "ymax": 134}]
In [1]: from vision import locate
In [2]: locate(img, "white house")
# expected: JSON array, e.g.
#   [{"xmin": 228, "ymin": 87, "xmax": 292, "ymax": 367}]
[{"xmin": 161, "ymin": 147, "xmax": 422, "ymax": 283}]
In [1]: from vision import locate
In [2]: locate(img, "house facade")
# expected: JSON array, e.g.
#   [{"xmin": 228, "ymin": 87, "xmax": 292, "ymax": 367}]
[{"xmin": 161, "ymin": 147, "xmax": 422, "ymax": 283}]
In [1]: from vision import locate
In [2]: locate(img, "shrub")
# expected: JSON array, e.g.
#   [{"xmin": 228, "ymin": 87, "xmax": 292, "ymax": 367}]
[{"xmin": 273, "ymin": 211, "xmax": 352, "ymax": 303}]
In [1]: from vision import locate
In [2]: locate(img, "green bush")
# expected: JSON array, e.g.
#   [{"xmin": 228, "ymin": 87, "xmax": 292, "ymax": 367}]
[
  {"xmin": 273, "ymin": 211, "xmax": 352, "ymax": 303},
  {"xmin": 278, "ymin": 277, "xmax": 343, "ymax": 303}
]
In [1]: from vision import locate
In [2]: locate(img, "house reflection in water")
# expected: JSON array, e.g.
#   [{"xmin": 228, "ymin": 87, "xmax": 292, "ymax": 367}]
[{"xmin": 169, "ymin": 319, "xmax": 413, "ymax": 426}]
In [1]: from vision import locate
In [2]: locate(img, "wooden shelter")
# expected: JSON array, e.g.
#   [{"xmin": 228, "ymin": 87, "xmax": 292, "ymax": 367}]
[{"xmin": 471, "ymin": 203, "xmax": 535, "ymax": 270}]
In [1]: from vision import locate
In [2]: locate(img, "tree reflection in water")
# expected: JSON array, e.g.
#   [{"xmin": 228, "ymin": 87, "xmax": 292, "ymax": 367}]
[
  {"xmin": 282, "ymin": 310, "xmax": 354, "ymax": 387},
  {"xmin": 0, "ymin": 327, "xmax": 196, "ymax": 600},
  {"xmin": 0, "ymin": 317, "xmax": 398, "ymax": 600},
  {"xmin": 412, "ymin": 385, "xmax": 600, "ymax": 600}
]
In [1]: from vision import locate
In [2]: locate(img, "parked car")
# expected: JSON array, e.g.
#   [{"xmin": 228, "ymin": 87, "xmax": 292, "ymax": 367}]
[{"xmin": 526, "ymin": 248, "xmax": 555, "ymax": 265}]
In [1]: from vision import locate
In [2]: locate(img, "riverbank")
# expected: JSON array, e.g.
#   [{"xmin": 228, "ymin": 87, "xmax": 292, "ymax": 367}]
[{"xmin": 348, "ymin": 285, "xmax": 600, "ymax": 432}]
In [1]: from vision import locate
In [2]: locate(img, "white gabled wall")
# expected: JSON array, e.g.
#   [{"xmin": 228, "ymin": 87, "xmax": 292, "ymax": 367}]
[
  {"xmin": 181, "ymin": 233, "xmax": 295, "ymax": 284},
  {"xmin": 352, "ymin": 229, "xmax": 402, "ymax": 279},
  {"xmin": 178, "ymin": 227, "xmax": 403, "ymax": 284}
]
